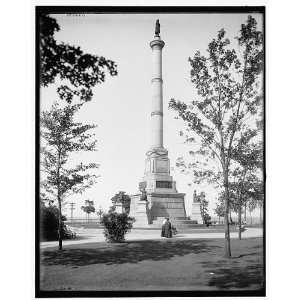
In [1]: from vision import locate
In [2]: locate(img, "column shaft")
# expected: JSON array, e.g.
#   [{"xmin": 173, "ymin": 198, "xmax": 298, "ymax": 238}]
[{"xmin": 150, "ymin": 40, "xmax": 165, "ymax": 149}]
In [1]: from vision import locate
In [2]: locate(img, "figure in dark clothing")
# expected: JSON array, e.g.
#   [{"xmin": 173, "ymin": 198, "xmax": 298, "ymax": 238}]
[
  {"xmin": 161, "ymin": 218, "xmax": 172, "ymax": 238},
  {"xmin": 161, "ymin": 218, "xmax": 167, "ymax": 237}
]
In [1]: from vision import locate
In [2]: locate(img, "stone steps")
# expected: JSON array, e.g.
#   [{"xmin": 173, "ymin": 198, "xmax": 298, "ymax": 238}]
[
  {"xmin": 152, "ymin": 220, "xmax": 198, "ymax": 225},
  {"xmin": 148, "ymin": 223, "xmax": 206, "ymax": 229},
  {"xmin": 153, "ymin": 216, "xmax": 191, "ymax": 221},
  {"xmin": 150, "ymin": 216, "xmax": 204, "ymax": 229}
]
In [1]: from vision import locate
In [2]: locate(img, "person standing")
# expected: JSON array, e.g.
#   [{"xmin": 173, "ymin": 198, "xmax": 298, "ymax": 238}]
[
  {"xmin": 161, "ymin": 218, "xmax": 172, "ymax": 238},
  {"xmin": 161, "ymin": 217, "xmax": 167, "ymax": 237},
  {"xmin": 165, "ymin": 218, "xmax": 173, "ymax": 238}
]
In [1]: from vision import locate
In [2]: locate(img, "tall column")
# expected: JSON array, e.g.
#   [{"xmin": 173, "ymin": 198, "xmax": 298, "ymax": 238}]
[
  {"xmin": 131, "ymin": 20, "xmax": 187, "ymax": 227},
  {"xmin": 149, "ymin": 36, "xmax": 165, "ymax": 150},
  {"xmin": 144, "ymin": 20, "xmax": 171, "ymax": 191}
]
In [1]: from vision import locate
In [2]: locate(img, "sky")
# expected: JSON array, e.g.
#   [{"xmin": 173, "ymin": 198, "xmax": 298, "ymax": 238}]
[{"xmin": 41, "ymin": 12, "xmax": 263, "ymax": 219}]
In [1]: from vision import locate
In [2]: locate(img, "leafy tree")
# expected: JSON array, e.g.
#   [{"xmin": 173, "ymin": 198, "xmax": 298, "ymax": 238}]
[
  {"xmin": 111, "ymin": 191, "xmax": 131, "ymax": 214},
  {"xmin": 40, "ymin": 191, "xmax": 54, "ymax": 207},
  {"xmin": 217, "ymin": 190, "xmax": 235, "ymax": 224},
  {"xmin": 204, "ymin": 213, "xmax": 212, "ymax": 226},
  {"xmin": 96, "ymin": 206, "xmax": 105, "ymax": 222},
  {"xmin": 247, "ymin": 196, "xmax": 260, "ymax": 225},
  {"xmin": 108, "ymin": 205, "xmax": 116, "ymax": 214},
  {"xmin": 39, "ymin": 14, "xmax": 117, "ymax": 103},
  {"xmin": 214, "ymin": 202, "xmax": 225, "ymax": 223},
  {"xmin": 39, "ymin": 14, "xmax": 118, "ymax": 250},
  {"xmin": 81, "ymin": 200, "xmax": 96, "ymax": 222},
  {"xmin": 230, "ymin": 138, "xmax": 263, "ymax": 238},
  {"xmin": 169, "ymin": 16, "xmax": 263, "ymax": 257},
  {"xmin": 40, "ymin": 102, "xmax": 99, "ymax": 250},
  {"xmin": 197, "ymin": 192, "xmax": 211, "ymax": 225}
]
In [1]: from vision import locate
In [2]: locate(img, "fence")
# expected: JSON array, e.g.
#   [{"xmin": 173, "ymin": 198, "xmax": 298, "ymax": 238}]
[{"xmin": 65, "ymin": 218, "xmax": 100, "ymax": 225}]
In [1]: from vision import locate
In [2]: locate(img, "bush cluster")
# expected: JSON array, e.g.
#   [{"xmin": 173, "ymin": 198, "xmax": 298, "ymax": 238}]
[
  {"xmin": 40, "ymin": 204, "xmax": 75, "ymax": 241},
  {"xmin": 101, "ymin": 212, "xmax": 135, "ymax": 242}
]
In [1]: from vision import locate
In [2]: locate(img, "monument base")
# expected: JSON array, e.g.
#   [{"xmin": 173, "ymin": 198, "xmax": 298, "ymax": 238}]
[
  {"xmin": 148, "ymin": 192, "xmax": 186, "ymax": 219},
  {"xmin": 129, "ymin": 195, "xmax": 151, "ymax": 227},
  {"xmin": 191, "ymin": 202, "xmax": 203, "ymax": 224},
  {"xmin": 130, "ymin": 192, "xmax": 186, "ymax": 227}
]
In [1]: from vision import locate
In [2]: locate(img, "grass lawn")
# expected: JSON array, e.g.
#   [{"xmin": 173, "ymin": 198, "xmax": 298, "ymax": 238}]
[{"xmin": 40, "ymin": 237, "xmax": 264, "ymax": 292}]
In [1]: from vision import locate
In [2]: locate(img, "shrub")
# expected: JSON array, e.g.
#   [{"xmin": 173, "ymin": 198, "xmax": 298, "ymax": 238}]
[
  {"xmin": 203, "ymin": 212, "xmax": 212, "ymax": 226},
  {"xmin": 40, "ymin": 204, "xmax": 75, "ymax": 241},
  {"xmin": 101, "ymin": 212, "xmax": 135, "ymax": 242}
]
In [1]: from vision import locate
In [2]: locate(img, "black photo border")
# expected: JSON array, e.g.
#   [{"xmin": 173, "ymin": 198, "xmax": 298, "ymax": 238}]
[{"xmin": 35, "ymin": 5, "xmax": 266, "ymax": 298}]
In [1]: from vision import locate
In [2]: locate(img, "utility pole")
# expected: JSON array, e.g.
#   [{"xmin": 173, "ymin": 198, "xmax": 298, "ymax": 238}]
[{"xmin": 69, "ymin": 202, "xmax": 75, "ymax": 225}]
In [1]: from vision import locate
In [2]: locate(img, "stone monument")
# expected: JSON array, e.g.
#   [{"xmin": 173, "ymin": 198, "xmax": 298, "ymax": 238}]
[
  {"xmin": 130, "ymin": 20, "xmax": 188, "ymax": 227},
  {"xmin": 191, "ymin": 190, "xmax": 205, "ymax": 223}
]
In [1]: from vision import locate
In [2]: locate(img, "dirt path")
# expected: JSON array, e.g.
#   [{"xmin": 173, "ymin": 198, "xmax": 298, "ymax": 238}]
[{"xmin": 40, "ymin": 227, "xmax": 263, "ymax": 249}]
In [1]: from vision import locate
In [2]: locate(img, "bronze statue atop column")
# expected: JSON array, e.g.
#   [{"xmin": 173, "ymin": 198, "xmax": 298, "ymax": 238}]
[{"xmin": 155, "ymin": 19, "xmax": 160, "ymax": 37}]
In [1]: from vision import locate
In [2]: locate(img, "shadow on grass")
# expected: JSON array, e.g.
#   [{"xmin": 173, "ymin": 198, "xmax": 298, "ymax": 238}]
[
  {"xmin": 41, "ymin": 239, "xmax": 221, "ymax": 267},
  {"xmin": 200, "ymin": 251, "xmax": 264, "ymax": 289},
  {"xmin": 207, "ymin": 265, "xmax": 264, "ymax": 289},
  {"xmin": 235, "ymin": 252, "xmax": 259, "ymax": 258}
]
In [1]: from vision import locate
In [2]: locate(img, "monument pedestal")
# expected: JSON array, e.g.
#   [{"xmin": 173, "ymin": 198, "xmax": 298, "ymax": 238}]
[
  {"xmin": 130, "ymin": 192, "xmax": 186, "ymax": 227},
  {"xmin": 129, "ymin": 195, "xmax": 151, "ymax": 226},
  {"xmin": 191, "ymin": 202, "xmax": 203, "ymax": 224},
  {"xmin": 148, "ymin": 192, "xmax": 186, "ymax": 219}
]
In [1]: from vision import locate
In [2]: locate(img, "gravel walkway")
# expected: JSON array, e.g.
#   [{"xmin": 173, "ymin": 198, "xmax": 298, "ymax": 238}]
[{"xmin": 40, "ymin": 227, "xmax": 263, "ymax": 249}]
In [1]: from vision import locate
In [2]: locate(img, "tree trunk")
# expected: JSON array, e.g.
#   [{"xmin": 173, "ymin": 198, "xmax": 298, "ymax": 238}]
[
  {"xmin": 58, "ymin": 197, "xmax": 63, "ymax": 250},
  {"xmin": 238, "ymin": 205, "xmax": 242, "ymax": 240},
  {"xmin": 57, "ymin": 151, "xmax": 63, "ymax": 251},
  {"xmin": 250, "ymin": 210, "xmax": 252, "ymax": 225},
  {"xmin": 219, "ymin": 216, "xmax": 220, "ymax": 224},
  {"xmin": 244, "ymin": 202, "xmax": 247, "ymax": 223},
  {"xmin": 224, "ymin": 173, "xmax": 232, "ymax": 258}
]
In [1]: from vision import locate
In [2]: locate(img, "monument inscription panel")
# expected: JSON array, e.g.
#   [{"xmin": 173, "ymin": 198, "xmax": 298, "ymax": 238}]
[
  {"xmin": 156, "ymin": 159, "xmax": 168, "ymax": 173},
  {"xmin": 156, "ymin": 181, "xmax": 172, "ymax": 188}
]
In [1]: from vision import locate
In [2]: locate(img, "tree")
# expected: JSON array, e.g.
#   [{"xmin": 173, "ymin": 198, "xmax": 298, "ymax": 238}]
[
  {"xmin": 97, "ymin": 206, "xmax": 105, "ymax": 222},
  {"xmin": 197, "ymin": 192, "xmax": 211, "ymax": 225},
  {"xmin": 39, "ymin": 14, "xmax": 118, "ymax": 250},
  {"xmin": 214, "ymin": 202, "xmax": 225, "ymax": 224},
  {"xmin": 40, "ymin": 103, "xmax": 99, "ymax": 250},
  {"xmin": 169, "ymin": 16, "xmax": 263, "ymax": 257},
  {"xmin": 217, "ymin": 190, "xmax": 235, "ymax": 224},
  {"xmin": 81, "ymin": 200, "xmax": 96, "ymax": 222},
  {"xmin": 248, "ymin": 196, "xmax": 260, "ymax": 225},
  {"xmin": 230, "ymin": 139, "xmax": 263, "ymax": 239},
  {"xmin": 111, "ymin": 191, "xmax": 131, "ymax": 214},
  {"xmin": 39, "ymin": 14, "xmax": 117, "ymax": 103}
]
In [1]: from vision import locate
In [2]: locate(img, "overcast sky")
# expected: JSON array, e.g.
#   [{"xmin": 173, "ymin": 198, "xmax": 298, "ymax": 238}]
[{"xmin": 41, "ymin": 12, "xmax": 263, "ymax": 219}]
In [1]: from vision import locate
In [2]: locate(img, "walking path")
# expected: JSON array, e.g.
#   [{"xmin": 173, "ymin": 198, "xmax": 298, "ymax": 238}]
[{"xmin": 40, "ymin": 227, "xmax": 263, "ymax": 249}]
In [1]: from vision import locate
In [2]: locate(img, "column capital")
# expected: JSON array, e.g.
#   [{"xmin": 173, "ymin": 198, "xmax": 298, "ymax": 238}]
[
  {"xmin": 151, "ymin": 78, "xmax": 163, "ymax": 83},
  {"xmin": 151, "ymin": 111, "xmax": 163, "ymax": 117},
  {"xmin": 146, "ymin": 146, "xmax": 168, "ymax": 158},
  {"xmin": 150, "ymin": 38, "xmax": 165, "ymax": 49}
]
